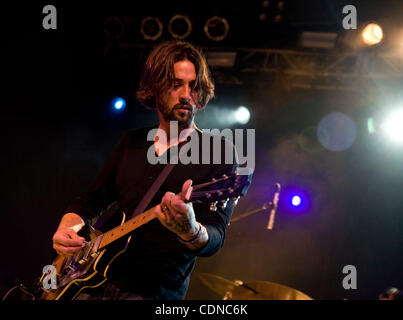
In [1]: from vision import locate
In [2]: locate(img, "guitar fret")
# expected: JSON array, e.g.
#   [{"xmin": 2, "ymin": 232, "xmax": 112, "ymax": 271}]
[{"xmin": 99, "ymin": 208, "xmax": 155, "ymax": 249}]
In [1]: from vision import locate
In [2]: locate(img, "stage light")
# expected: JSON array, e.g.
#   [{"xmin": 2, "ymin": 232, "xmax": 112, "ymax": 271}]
[
  {"xmin": 194, "ymin": 104, "xmax": 252, "ymax": 128},
  {"xmin": 362, "ymin": 23, "xmax": 383, "ymax": 46},
  {"xmin": 279, "ymin": 186, "xmax": 311, "ymax": 214},
  {"xmin": 274, "ymin": 15, "xmax": 283, "ymax": 24},
  {"xmin": 168, "ymin": 15, "xmax": 192, "ymax": 39},
  {"xmin": 341, "ymin": 21, "xmax": 385, "ymax": 50},
  {"xmin": 277, "ymin": 1, "xmax": 285, "ymax": 10},
  {"xmin": 258, "ymin": 13, "xmax": 268, "ymax": 22},
  {"xmin": 104, "ymin": 16, "xmax": 125, "ymax": 40},
  {"xmin": 140, "ymin": 17, "xmax": 163, "ymax": 41},
  {"xmin": 381, "ymin": 109, "xmax": 403, "ymax": 143},
  {"xmin": 204, "ymin": 16, "xmax": 229, "ymax": 42},
  {"xmin": 261, "ymin": 0, "xmax": 270, "ymax": 8},
  {"xmin": 235, "ymin": 106, "xmax": 250, "ymax": 124},
  {"xmin": 291, "ymin": 195, "xmax": 302, "ymax": 207},
  {"xmin": 112, "ymin": 97, "xmax": 126, "ymax": 111}
]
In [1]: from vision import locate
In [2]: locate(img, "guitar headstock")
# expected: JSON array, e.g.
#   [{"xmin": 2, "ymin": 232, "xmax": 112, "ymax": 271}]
[{"xmin": 188, "ymin": 169, "xmax": 253, "ymax": 211}]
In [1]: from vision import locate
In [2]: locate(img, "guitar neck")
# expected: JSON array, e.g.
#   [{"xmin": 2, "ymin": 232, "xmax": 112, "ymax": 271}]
[
  {"xmin": 96, "ymin": 172, "xmax": 251, "ymax": 250},
  {"xmin": 98, "ymin": 207, "xmax": 157, "ymax": 249}
]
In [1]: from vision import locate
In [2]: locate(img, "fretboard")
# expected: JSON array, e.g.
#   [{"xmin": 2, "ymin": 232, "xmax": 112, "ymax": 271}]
[{"xmin": 98, "ymin": 207, "xmax": 156, "ymax": 249}]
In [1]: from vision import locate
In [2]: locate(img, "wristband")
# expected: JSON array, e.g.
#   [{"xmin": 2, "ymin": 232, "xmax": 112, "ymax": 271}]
[
  {"xmin": 68, "ymin": 218, "xmax": 85, "ymax": 233},
  {"xmin": 178, "ymin": 223, "xmax": 203, "ymax": 244}
]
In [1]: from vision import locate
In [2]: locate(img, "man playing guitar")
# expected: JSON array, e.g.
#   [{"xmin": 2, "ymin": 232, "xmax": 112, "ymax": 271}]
[{"xmin": 51, "ymin": 40, "xmax": 242, "ymax": 300}]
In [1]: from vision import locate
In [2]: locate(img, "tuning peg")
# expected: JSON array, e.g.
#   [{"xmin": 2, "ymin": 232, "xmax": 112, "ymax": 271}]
[
  {"xmin": 232, "ymin": 196, "xmax": 240, "ymax": 206},
  {"xmin": 210, "ymin": 201, "xmax": 217, "ymax": 212},
  {"xmin": 220, "ymin": 198, "xmax": 229, "ymax": 210}
]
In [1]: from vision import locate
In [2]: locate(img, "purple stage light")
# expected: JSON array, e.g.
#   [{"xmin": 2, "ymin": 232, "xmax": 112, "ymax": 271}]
[
  {"xmin": 291, "ymin": 195, "xmax": 302, "ymax": 206},
  {"xmin": 278, "ymin": 186, "xmax": 311, "ymax": 214}
]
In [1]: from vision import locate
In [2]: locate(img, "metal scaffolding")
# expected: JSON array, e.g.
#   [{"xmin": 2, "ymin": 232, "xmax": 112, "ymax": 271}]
[
  {"xmin": 234, "ymin": 48, "xmax": 403, "ymax": 90},
  {"xmin": 104, "ymin": 42, "xmax": 403, "ymax": 91}
]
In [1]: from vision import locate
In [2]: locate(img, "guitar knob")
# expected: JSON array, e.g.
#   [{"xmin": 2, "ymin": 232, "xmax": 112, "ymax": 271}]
[{"xmin": 232, "ymin": 196, "xmax": 240, "ymax": 206}]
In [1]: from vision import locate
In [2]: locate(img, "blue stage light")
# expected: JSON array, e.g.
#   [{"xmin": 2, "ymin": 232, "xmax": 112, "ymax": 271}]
[{"xmin": 112, "ymin": 97, "xmax": 126, "ymax": 111}]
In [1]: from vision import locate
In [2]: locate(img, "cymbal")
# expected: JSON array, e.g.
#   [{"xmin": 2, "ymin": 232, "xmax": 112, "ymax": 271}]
[
  {"xmin": 199, "ymin": 273, "xmax": 313, "ymax": 300},
  {"xmin": 199, "ymin": 273, "xmax": 240, "ymax": 297}
]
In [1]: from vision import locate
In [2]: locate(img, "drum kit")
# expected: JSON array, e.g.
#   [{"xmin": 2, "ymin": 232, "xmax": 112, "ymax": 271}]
[{"xmin": 199, "ymin": 273, "xmax": 313, "ymax": 300}]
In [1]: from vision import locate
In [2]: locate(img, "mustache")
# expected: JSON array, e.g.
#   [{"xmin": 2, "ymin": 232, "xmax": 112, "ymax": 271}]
[{"xmin": 173, "ymin": 103, "xmax": 193, "ymax": 110}]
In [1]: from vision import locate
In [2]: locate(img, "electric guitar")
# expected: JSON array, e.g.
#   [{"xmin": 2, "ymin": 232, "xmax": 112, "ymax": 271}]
[{"xmin": 39, "ymin": 171, "xmax": 252, "ymax": 300}]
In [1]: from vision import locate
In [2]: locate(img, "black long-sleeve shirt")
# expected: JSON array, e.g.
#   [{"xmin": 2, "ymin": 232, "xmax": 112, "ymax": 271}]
[{"xmin": 65, "ymin": 126, "xmax": 238, "ymax": 299}]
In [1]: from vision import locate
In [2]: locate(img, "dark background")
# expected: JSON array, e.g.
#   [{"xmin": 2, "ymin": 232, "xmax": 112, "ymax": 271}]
[{"xmin": 1, "ymin": 0, "xmax": 403, "ymax": 300}]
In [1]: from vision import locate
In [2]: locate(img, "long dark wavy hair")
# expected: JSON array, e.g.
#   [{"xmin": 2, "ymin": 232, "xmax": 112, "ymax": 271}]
[{"xmin": 136, "ymin": 41, "xmax": 215, "ymax": 110}]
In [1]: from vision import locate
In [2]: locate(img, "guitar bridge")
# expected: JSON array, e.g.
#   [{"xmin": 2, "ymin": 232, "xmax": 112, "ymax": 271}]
[{"xmin": 83, "ymin": 241, "xmax": 95, "ymax": 260}]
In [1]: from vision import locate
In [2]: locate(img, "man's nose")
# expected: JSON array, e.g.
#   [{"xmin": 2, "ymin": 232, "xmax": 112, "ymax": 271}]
[{"xmin": 179, "ymin": 86, "xmax": 192, "ymax": 104}]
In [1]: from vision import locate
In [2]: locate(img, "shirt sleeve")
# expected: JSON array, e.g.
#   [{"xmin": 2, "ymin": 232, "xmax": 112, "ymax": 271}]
[
  {"xmin": 184, "ymin": 136, "xmax": 241, "ymax": 257},
  {"xmin": 64, "ymin": 133, "xmax": 128, "ymax": 225}
]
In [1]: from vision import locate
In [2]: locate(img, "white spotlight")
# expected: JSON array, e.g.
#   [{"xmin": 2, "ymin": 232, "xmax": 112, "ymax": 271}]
[
  {"xmin": 235, "ymin": 106, "xmax": 250, "ymax": 124},
  {"xmin": 381, "ymin": 109, "xmax": 403, "ymax": 143},
  {"xmin": 362, "ymin": 23, "xmax": 383, "ymax": 46}
]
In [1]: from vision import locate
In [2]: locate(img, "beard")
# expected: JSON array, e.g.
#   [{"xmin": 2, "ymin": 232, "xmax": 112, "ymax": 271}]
[{"xmin": 157, "ymin": 99, "xmax": 196, "ymax": 127}]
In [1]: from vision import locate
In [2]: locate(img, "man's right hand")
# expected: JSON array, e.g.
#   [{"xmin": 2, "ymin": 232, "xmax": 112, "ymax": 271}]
[
  {"xmin": 52, "ymin": 212, "xmax": 86, "ymax": 256},
  {"xmin": 52, "ymin": 228, "xmax": 85, "ymax": 256}
]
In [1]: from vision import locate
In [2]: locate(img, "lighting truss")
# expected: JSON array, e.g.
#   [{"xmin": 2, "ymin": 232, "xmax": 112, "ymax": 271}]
[
  {"xmin": 104, "ymin": 42, "xmax": 403, "ymax": 91},
  {"xmin": 235, "ymin": 48, "xmax": 403, "ymax": 91}
]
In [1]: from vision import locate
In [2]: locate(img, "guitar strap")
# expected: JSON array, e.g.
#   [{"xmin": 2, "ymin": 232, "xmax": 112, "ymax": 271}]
[
  {"xmin": 130, "ymin": 161, "xmax": 177, "ymax": 219},
  {"xmin": 93, "ymin": 143, "xmax": 182, "ymax": 228},
  {"xmin": 131, "ymin": 143, "xmax": 187, "ymax": 218}
]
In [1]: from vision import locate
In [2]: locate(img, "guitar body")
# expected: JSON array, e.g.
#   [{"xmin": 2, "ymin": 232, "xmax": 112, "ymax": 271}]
[{"xmin": 40, "ymin": 213, "xmax": 131, "ymax": 300}]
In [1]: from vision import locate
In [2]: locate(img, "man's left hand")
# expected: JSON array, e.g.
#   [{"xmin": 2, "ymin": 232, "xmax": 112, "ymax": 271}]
[{"xmin": 155, "ymin": 179, "xmax": 200, "ymax": 240}]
